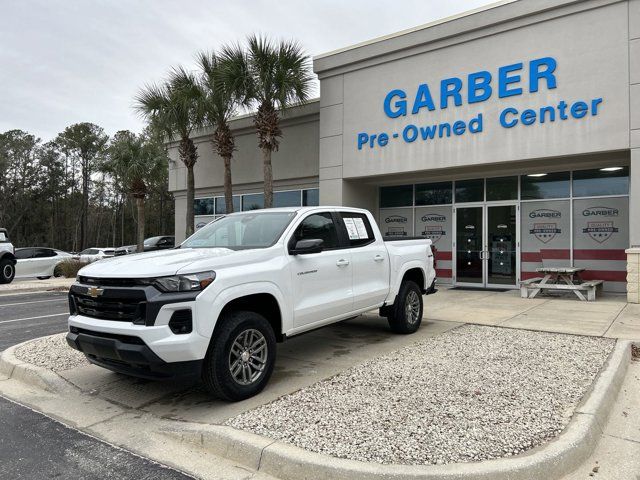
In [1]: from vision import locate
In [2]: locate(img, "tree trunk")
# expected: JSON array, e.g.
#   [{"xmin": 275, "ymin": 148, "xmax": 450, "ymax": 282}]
[
  {"xmin": 186, "ymin": 165, "xmax": 195, "ymax": 237},
  {"xmin": 262, "ymin": 148, "xmax": 273, "ymax": 208},
  {"xmin": 135, "ymin": 196, "xmax": 145, "ymax": 253},
  {"xmin": 80, "ymin": 161, "xmax": 89, "ymax": 250},
  {"xmin": 223, "ymin": 156, "xmax": 234, "ymax": 213}
]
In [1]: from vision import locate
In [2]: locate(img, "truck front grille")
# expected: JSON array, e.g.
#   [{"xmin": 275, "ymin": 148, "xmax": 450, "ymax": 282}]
[{"xmin": 71, "ymin": 291, "xmax": 146, "ymax": 324}]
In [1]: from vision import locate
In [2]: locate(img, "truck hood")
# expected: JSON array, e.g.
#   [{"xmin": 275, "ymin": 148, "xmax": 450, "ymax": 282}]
[{"xmin": 78, "ymin": 247, "xmax": 248, "ymax": 278}]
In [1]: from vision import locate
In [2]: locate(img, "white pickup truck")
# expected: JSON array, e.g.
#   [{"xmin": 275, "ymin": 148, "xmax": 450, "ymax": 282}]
[{"xmin": 67, "ymin": 207, "xmax": 436, "ymax": 401}]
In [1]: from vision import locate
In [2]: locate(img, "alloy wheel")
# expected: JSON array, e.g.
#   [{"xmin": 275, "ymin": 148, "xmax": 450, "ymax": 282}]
[{"xmin": 228, "ymin": 328, "xmax": 268, "ymax": 386}]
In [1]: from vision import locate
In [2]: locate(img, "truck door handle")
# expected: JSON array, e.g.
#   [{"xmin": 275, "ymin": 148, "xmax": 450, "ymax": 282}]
[
  {"xmin": 374, "ymin": 255, "xmax": 384, "ymax": 262},
  {"xmin": 336, "ymin": 259, "xmax": 350, "ymax": 267}
]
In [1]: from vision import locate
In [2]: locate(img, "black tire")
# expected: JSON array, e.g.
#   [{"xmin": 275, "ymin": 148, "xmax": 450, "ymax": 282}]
[
  {"xmin": 53, "ymin": 265, "xmax": 64, "ymax": 277},
  {"xmin": 37, "ymin": 276, "xmax": 51, "ymax": 280},
  {"xmin": 0, "ymin": 259, "xmax": 15, "ymax": 284},
  {"xmin": 202, "ymin": 310, "xmax": 276, "ymax": 402},
  {"xmin": 387, "ymin": 280, "xmax": 423, "ymax": 334}
]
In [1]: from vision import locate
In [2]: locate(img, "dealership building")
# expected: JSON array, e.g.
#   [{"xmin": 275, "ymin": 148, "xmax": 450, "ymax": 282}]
[{"xmin": 168, "ymin": 0, "xmax": 640, "ymax": 299}]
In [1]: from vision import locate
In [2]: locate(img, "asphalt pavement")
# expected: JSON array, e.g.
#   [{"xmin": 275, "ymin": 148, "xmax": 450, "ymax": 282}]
[
  {"xmin": 0, "ymin": 291, "xmax": 69, "ymax": 351},
  {"xmin": 0, "ymin": 289, "xmax": 195, "ymax": 479}
]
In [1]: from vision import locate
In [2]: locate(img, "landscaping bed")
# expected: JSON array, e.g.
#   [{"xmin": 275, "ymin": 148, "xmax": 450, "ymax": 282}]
[
  {"xmin": 227, "ymin": 325, "xmax": 615, "ymax": 465},
  {"xmin": 14, "ymin": 333, "xmax": 88, "ymax": 372}
]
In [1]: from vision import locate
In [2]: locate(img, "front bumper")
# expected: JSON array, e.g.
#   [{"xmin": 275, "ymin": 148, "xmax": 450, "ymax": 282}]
[{"xmin": 66, "ymin": 328, "xmax": 202, "ymax": 380}]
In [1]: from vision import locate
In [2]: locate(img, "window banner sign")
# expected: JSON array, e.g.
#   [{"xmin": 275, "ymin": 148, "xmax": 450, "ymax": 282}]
[
  {"xmin": 520, "ymin": 200, "xmax": 570, "ymax": 278},
  {"xmin": 415, "ymin": 206, "xmax": 452, "ymax": 280},
  {"xmin": 379, "ymin": 209, "xmax": 413, "ymax": 238},
  {"xmin": 573, "ymin": 197, "xmax": 628, "ymax": 291}
]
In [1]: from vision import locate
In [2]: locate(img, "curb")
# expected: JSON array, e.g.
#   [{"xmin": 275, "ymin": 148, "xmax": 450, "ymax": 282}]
[
  {"xmin": 0, "ymin": 281, "xmax": 73, "ymax": 296},
  {"xmin": 0, "ymin": 339, "xmax": 75, "ymax": 394},
  {"xmin": 163, "ymin": 340, "xmax": 632, "ymax": 480}
]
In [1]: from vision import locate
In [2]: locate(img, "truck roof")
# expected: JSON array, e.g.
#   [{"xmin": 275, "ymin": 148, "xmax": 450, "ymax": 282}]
[{"xmin": 228, "ymin": 206, "xmax": 369, "ymax": 215}]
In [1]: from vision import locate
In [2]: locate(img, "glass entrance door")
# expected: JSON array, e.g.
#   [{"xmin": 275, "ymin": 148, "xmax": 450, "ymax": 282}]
[{"xmin": 454, "ymin": 204, "xmax": 518, "ymax": 288}]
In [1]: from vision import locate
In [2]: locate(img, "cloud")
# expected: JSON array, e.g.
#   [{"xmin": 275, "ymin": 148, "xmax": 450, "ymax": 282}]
[{"xmin": 0, "ymin": 0, "xmax": 494, "ymax": 141}]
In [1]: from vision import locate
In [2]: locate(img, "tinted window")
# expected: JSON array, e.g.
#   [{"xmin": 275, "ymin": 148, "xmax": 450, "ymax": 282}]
[
  {"xmin": 521, "ymin": 172, "xmax": 570, "ymax": 199},
  {"xmin": 292, "ymin": 213, "xmax": 340, "ymax": 249},
  {"xmin": 380, "ymin": 185, "xmax": 413, "ymax": 208},
  {"xmin": 242, "ymin": 193, "xmax": 264, "ymax": 211},
  {"xmin": 15, "ymin": 248, "xmax": 33, "ymax": 260},
  {"xmin": 215, "ymin": 196, "xmax": 241, "ymax": 215},
  {"xmin": 339, "ymin": 212, "xmax": 375, "ymax": 247},
  {"xmin": 486, "ymin": 176, "xmax": 518, "ymax": 201},
  {"xmin": 303, "ymin": 188, "xmax": 319, "ymax": 206},
  {"xmin": 274, "ymin": 190, "xmax": 302, "ymax": 208},
  {"xmin": 194, "ymin": 198, "xmax": 214, "ymax": 216},
  {"xmin": 455, "ymin": 179, "xmax": 484, "ymax": 203},
  {"xmin": 34, "ymin": 248, "xmax": 55, "ymax": 258},
  {"xmin": 415, "ymin": 182, "xmax": 452, "ymax": 205},
  {"xmin": 81, "ymin": 248, "xmax": 99, "ymax": 255},
  {"xmin": 572, "ymin": 167, "xmax": 629, "ymax": 197}
]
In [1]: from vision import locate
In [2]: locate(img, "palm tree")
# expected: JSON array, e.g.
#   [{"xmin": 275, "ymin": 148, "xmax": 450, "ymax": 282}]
[
  {"xmin": 135, "ymin": 67, "xmax": 204, "ymax": 237},
  {"xmin": 104, "ymin": 131, "xmax": 167, "ymax": 252},
  {"xmin": 217, "ymin": 35, "xmax": 313, "ymax": 208},
  {"xmin": 197, "ymin": 51, "xmax": 238, "ymax": 214}
]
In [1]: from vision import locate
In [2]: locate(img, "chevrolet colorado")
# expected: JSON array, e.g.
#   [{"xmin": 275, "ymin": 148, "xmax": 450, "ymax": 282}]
[{"xmin": 67, "ymin": 207, "xmax": 436, "ymax": 401}]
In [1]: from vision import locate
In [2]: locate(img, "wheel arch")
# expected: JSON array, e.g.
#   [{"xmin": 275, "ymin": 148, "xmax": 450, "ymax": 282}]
[
  {"xmin": 217, "ymin": 293, "xmax": 284, "ymax": 342},
  {"xmin": 0, "ymin": 252, "xmax": 16, "ymax": 264}
]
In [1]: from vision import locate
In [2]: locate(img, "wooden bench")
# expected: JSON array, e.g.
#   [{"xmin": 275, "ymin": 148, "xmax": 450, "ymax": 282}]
[{"xmin": 520, "ymin": 270, "xmax": 604, "ymax": 301}]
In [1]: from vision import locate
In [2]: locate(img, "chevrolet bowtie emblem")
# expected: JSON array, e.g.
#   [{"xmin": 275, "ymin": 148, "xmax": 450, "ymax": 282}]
[{"xmin": 87, "ymin": 286, "xmax": 104, "ymax": 298}]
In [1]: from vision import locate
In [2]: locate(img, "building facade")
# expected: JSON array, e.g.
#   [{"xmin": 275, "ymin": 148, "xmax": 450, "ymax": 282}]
[{"xmin": 168, "ymin": 0, "xmax": 640, "ymax": 297}]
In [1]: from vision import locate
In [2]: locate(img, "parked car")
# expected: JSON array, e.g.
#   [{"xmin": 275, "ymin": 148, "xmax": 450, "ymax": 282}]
[
  {"xmin": 114, "ymin": 245, "xmax": 136, "ymax": 256},
  {"xmin": 66, "ymin": 207, "xmax": 436, "ymax": 401},
  {"xmin": 73, "ymin": 248, "xmax": 115, "ymax": 263},
  {"xmin": 0, "ymin": 228, "xmax": 16, "ymax": 284},
  {"xmin": 143, "ymin": 236, "xmax": 175, "ymax": 251},
  {"xmin": 14, "ymin": 247, "xmax": 72, "ymax": 279}
]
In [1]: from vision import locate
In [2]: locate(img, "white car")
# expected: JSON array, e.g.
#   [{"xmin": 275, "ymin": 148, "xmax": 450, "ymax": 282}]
[
  {"xmin": 73, "ymin": 248, "xmax": 116, "ymax": 263},
  {"xmin": 0, "ymin": 228, "xmax": 16, "ymax": 284},
  {"xmin": 67, "ymin": 207, "xmax": 436, "ymax": 401},
  {"xmin": 14, "ymin": 247, "xmax": 72, "ymax": 279}
]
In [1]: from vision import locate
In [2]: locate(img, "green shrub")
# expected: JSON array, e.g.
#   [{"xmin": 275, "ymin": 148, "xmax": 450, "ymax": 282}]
[{"xmin": 56, "ymin": 260, "xmax": 89, "ymax": 278}]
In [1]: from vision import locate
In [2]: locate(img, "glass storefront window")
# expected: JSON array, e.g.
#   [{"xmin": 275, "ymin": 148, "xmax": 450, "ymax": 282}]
[
  {"xmin": 274, "ymin": 190, "xmax": 302, "ymax": 208},
  {"xmin": 415, "ymin": 182, "xmax": 452, "ymax": 205},
  {"xmin": 303, "ymin": 188, "xmax": 319, "ymax": 206},
  {"xmin": 380, "ymin": 185, "xmax": 413, "ymax": 208},
  {"xmin": 242, "ymin": 193, "xmax": 264, "ymax": 211},
  {"xmin": 572, "ymin": 167, "xmax": 629, "ymax": 197},
  {"xmin": 486, "ymin": 176, "xmax": 518, "ymax": 201},
  {"xmin": 455, "ymin": 179, "xmax": 484, "ymax": 203},
  {"xmin": 214, "ymin": 196, "xmax": 241, "ymax": 215},
  {"xmin": 194, "ymin": 198, "xmax": 214, "ymax": 216},
  {"xmin": 521, "ymin": 171, "xmax": 569, "ymax": 199}
]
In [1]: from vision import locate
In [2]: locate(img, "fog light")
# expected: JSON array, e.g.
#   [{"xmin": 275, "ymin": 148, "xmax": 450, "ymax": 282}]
[{"xmin": 169, "ymin": 309, "xmax": 192, "ymax": 334}]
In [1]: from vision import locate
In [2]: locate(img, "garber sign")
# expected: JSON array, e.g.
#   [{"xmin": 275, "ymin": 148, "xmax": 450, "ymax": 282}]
[{"xmin": 357, "ymin": 57, "xmax": 603, "ymax": 150}]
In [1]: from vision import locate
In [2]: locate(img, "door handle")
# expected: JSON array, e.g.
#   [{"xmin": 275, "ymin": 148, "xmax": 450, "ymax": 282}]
[
  {"xmin": 336, "ymin": 259, "xmax": 350, "ymax": 267},
  {"xmin": 374, "ymin": 255, "xmax": 385, "ymax": 262}
]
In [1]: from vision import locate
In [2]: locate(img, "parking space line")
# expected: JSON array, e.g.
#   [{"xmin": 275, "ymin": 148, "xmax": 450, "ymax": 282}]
[
  {"xmin": 0, "ymin": 313, "xmax": 69, "ymax": 324},
  {"xmin": 0, "ymin": 299, "xmax": 67, "ymax": 308}
]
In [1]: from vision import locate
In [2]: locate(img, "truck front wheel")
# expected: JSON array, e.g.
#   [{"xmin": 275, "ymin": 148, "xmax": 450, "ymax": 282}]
[
  {"xmin": 202, "ymin": 310, "xmax": 276, "ymax": 401},
  {"xmin": 0, "ymin": 259, "xmax": 15, "ymax": 284},
  {"xmin": 387, "ymin": 280, "xmax": 423, "ymax": 334}
]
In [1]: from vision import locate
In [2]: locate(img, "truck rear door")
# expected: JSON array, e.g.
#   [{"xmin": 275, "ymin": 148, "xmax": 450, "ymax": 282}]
[{"xmin": 337, "ymin": 211, "xmax": 390, "ymax": 310}]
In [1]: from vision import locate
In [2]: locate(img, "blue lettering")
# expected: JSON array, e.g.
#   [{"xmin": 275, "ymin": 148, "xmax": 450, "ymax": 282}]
[
  {"xmin": 420, "ymin": 125, "xmax": 437, "ymax": 140},
  {"xmin": 591, "ymin": 98, "xmax": 602, "ymax": 115},
  {"xmin": 403, "ymin": 124, "xmax": 418, "ymax": 142},
  {"xmin": 500, "ymin": 108, "xmax": 519, "ymax": 128},
  {"xmin": 384, "ymin": 89, "xmax": 407, "ymax": 118},
  {"xmin": 440, "ymin": 77, "xmax": 463, "ymax": 109},
  {"xmin": 521, "ymin": 109, "xmax": 536, "ymax": 126},
  {"xmin": 438, "ymin": 123, "xmax": 451, "ymax": 138},
  {"xmin": 378, "ymin": 132, "xmax": 389, "ymax": 146},
  {"xmin": 540, "ymin": 106, "xmax": 555, "ymax": 123},
  {"xmin": 530, "ymin": 57, "xmax": 557, "ymax": 93},
  {"xmin": 357, "ymin": 133, "xmax": 369, "ymax": 150},
  {"xmin": 469, "ymin": 114, "xmax": 483, "ymax": 133},
  {"xmin": 412, "ymin": 84, "xmax": 435, "ymax": 114},
  {"xmin": 499, "ymin": 63, "xmax": 523, "ymax": 98},
  {"xmin": 571, "ymin": 101, "xmax": 588, "ymax": 119},
  {"xmin": 452, "ymin": 120, "xmax": 466, "ymax": 135},
  {"xmin": 468, "ymin": 71, "xmax": 492, "ymax": 103}
]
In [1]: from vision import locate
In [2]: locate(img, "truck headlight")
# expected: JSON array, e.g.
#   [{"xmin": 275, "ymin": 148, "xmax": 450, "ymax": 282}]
[{"xmin": 153, "ymin": 271, "xmax": 216, "ymax": 292}]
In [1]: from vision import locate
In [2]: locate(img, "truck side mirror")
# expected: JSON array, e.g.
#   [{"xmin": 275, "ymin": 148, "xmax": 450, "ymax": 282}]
[{"xmin": 289, "ymin": 238, "xmax": 324, "ymax": 255}]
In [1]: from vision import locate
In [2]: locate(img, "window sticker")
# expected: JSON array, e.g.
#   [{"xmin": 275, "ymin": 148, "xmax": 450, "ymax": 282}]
[
  {"xmin": 343, "ymin": 217, "xmax": 360, "ymax": 240},
  {"xmin": 353, "ymin": 218, "xmax": 369, "ymax": 239}
]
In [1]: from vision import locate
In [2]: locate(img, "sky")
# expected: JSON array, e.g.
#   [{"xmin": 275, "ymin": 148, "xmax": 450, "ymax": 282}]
[{"xmin": 0, "ymin": 0, "xmax": 496, "ymax": 142}]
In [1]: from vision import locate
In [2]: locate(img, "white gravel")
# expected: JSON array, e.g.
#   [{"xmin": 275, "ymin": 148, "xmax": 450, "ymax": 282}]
[
  {"xmin": 14, "ymin": 333, "xmax": 89, "ymax": 372},
  {"xmin": 227, "ymin": 325, "xmax": 615, "ymax": 465}
]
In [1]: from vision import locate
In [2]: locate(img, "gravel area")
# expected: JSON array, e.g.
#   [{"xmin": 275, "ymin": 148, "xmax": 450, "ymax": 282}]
[
  {"xmin": 14, "ymin": 333, "xmax": 89, "ymax": 372},
  {"xmin": 227, "ymin": 325, "xmax": 615, "ymax": 465}
]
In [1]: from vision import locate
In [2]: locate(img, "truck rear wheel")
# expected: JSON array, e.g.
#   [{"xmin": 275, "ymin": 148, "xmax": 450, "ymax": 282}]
[
  {"xmin": 0, "ymin": 259, "xmax": 15, "ymax": 284},
  {"xmin": 387, "ymin": 280, "xmax": 423, "ymax": 334},
  {"xmin": 202, "ymin": 310, "xmax": 276, "ymax": 402}
]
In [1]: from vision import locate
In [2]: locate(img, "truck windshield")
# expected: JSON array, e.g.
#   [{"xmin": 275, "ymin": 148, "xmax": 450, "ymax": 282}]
[{"xmin": 182, "ymin": 212, "xmax": 296, "ymax": 249}]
